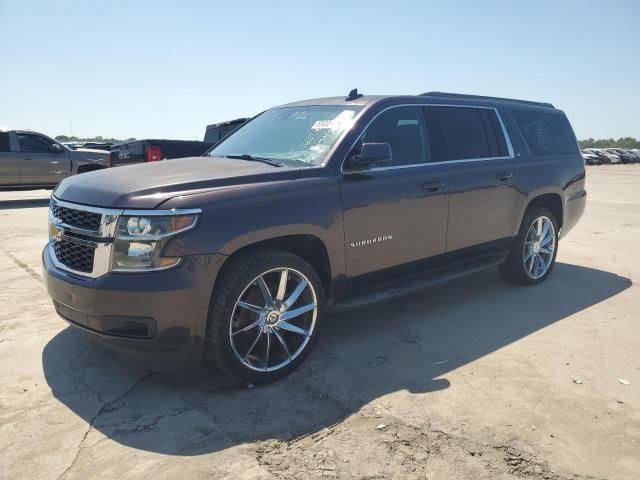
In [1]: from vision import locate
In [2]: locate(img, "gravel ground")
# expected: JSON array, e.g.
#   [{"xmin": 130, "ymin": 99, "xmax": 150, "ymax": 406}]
[{"xmin": 0, "ymin": 165, "xmax": 638, "ymax": 480}]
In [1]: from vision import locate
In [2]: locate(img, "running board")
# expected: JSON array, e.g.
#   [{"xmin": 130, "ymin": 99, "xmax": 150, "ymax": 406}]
[{"xmin": 330, "ymin": 252, "xmax": 508, "ymax": 313}]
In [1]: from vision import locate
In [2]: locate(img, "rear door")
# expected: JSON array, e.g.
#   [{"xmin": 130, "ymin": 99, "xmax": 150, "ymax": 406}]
[
  {"xmin": 422, "ymin": 105, "xmax": 517, "ymax": 252},
  {"xmin": 339, "ymin": 105, "xmax": 449, "ymax": 278},
  {"xmin": 0, "ymin": 132, "xmax": 20, "ymax": 186},
  {"xmin": 16, "ymin": 132, "xmax": 70, "ymax": 185}
]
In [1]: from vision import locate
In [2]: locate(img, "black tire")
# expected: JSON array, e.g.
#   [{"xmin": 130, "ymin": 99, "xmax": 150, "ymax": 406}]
[
  {"xmin": 204, "ymin": 248, "xmax": 326, "ymax": 384},
  {"xmin": 499, "ymin": 207, "xmax": 559, "ymax": 285}
]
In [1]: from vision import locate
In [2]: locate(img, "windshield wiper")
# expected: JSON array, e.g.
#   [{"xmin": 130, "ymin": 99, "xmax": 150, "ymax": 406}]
[{"xmin": 222, "ymin": 154, "xmax": 282, "ymax": 167}]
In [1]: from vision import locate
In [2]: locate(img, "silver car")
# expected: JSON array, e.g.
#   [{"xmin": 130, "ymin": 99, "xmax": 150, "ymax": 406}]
[{"xmin": 0, "ymin": 129, "xmax": 109, "ymax": 188}]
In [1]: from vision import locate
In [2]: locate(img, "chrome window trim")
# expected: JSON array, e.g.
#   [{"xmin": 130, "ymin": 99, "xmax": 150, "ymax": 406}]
[
  {"xmin": 340, "ymin": 103, "xmax": 515, "ymax": 175},
  {"xmin": 48, "ymin": 197, "xmax": 201, "ymax": 278}
]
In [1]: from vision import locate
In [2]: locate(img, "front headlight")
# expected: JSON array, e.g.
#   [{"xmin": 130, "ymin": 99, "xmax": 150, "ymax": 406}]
[{"xmin": 111, "ymin": 212, "xmax": 199, "ymax": 272}]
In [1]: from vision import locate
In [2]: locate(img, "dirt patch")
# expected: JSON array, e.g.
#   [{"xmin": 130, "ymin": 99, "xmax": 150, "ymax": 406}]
[{"xmin": 254, "ymin": 412, "xmax": 598, "ymax": 480}]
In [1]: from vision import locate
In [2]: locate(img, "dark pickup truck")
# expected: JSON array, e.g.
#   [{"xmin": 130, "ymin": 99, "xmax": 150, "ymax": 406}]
[
  {"xmin": 109, "ymin": 118, "xmax": 247, "ymax": 168},
  {"xmin": 109, "ymin": 139, "xmax": 214, "ymax": 167},
  {"xmin": 204, "ymin": 118, "xmax": 247, "ymax": 143},
  {"xmin": 43, "ymin": 90, "xmax": 586, "ymax": 384}
]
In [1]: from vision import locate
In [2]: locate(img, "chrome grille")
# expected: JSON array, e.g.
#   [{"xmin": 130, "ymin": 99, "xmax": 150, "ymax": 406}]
[
  {"xmin": 53, "ymin": 238, "xmax": 95, "ymax": 273},
  {"xmin": 52, "ymin": 203, "xmax": 102, "ymax": 231},
  {"xmin": 49, "ymin": 198, "xmax": 123, "ymax": 278}
]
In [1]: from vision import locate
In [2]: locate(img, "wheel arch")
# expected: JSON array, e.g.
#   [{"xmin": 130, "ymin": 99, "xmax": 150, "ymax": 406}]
[
  {"xmin": 217, "ymin": 233, "xmax": 333, "ymax": 297},
  {"xmin": 517, "ymin": 190, "xmax": 564, "ymax": 235},
  {"xmin": 527, "ymin": 193, "xmax": 563, "ymax": 228},
  {"xmin": 76, "ymin": 164, "xmax": 106, "ymax": 174}
]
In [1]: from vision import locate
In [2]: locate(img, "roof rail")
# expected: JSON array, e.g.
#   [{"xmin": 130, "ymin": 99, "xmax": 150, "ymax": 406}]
[{"xmin": 420, "ymin": 91, "xmax": 555, "ymax": 109}]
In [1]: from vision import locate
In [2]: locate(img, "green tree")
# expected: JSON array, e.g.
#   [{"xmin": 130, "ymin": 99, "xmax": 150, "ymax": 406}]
[{"xmin": 579, "ymin": 137, "xmax": 639, "ymax": 149}]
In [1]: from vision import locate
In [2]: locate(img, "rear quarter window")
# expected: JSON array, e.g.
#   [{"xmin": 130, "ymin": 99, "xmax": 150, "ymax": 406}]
[{"xmin": 511, "ymin": 109, "xmax": 578, "ymax": 156}]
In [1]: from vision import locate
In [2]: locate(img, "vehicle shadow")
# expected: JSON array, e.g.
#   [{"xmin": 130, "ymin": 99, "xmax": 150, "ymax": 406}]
[
  {"xmin": 0, "ymin": 198, "xmax": 50, "ymax": 210},
  {"xmin": 42, "ymin": 262, "xmax": 631, "ymax": 455}
]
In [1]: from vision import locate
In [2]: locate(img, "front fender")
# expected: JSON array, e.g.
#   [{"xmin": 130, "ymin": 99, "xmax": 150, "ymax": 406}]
[{"xmin": 160, "ymin": 175, "xmax": 346, "ymax": 281}]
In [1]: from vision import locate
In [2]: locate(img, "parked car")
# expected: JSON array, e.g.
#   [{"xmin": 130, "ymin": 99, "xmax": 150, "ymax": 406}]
[
  {"xmin": 605, "ymin": 148, "xmax": 637, "ymax": 164},
  {"xmin": 204, "ymin": 118, "xmax": 248, "ymax": 144},
  {"xmin": 581, "ymin": 151, "xmax": 601, "ymax": 165},
  {"xmin": 582, "ymin": 148, "xmax": 619, "ymax": 164},
  {"xmin": 0, "ymin": 129, "xmax": 109, "ymax": 189},
  {"xmin": 43, "ymin": 90, "xmax": 586, "ymax": 383},
  {"xmin": 109, "ymin": 139, "xmax": 214, "ymax": 167},
  {"xmin": 628, "ymin": 150, "xmax": 640, "ymax": 162}
]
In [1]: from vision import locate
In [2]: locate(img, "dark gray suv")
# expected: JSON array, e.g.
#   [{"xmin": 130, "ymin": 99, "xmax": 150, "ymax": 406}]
[{"xmin": 43, "ymin": 91, "xmax": 586, "ymax": 383}]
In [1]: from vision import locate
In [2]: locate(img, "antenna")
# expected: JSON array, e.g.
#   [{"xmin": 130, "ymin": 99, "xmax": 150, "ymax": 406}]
[{"xmin": 345, "ymin": 88, "xmax": 363, "ymax": 101}]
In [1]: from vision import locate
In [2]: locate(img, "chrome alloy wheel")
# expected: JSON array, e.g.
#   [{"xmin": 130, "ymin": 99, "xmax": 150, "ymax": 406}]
[
  {"xmin": 229, "ymin": 267, "xmax": 318, "ymax": 372},
  {"xmin": 524, "ymin": 216, "xmax": 556, "ymax": 280}
]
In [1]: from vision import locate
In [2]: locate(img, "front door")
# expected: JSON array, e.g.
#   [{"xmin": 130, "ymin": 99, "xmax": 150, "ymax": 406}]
[
  {"xmin": 339, "ymin": 106, "xmax": 449, "ymax": 278},
  {"xmin": 15, "ymin": 132, "xmax": 69, "ymax": 185},
  {"xmin": 0, "ymin": 132, "xmax": 20, "ymax": 186}
]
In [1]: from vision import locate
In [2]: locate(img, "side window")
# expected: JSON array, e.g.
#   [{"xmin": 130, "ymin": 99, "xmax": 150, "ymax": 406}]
[
  {"xmin": 511, "ymin": 109, "xmax": 578, "ymax": 156},
  {"xmin": 359, "ymin": 106, "xmax": 429, "ymax": 167},
  {"xmin": 481, "ymin": 109, "xmax": 509, "ymax": 157},
  {"xmin": 423, "ymin": 106, "xmax": 497, "ymax": 161},
  {"xmin": 16, "ymin": 133, "xmax": 57, "ymax": 153},
  {"xmin": 0, "ymin": 132, "xmax": 11, "ymax": 152}
]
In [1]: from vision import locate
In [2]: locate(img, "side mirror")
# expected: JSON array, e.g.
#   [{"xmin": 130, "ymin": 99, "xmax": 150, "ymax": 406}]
[
  {"xmin": 51, "ymin": 144, "xmax": 64, "ymax": 154},
  {"xmin": 348, "ymin": 142, "xmax": 392, "ymax": 171}
]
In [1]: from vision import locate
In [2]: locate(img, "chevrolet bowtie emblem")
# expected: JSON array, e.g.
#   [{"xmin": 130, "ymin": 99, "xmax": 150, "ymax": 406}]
[{"xmin": 49, "ymin": 220, "xmax": 64, "ymax": 240}]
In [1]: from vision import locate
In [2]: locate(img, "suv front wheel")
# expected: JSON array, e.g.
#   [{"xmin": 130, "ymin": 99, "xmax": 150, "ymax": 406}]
[
  {"xmin": 205, "ymin": 249, "xmax": 325, "ymax": 384},
  {"xmin": 500, "ymin": 207, "xmax": 559, "ymax": 285}
]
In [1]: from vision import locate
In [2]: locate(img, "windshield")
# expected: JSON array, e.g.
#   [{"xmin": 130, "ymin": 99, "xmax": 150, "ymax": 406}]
[{"xmin": 208, "ymin": 105, "xmax": 362, "ymax": 167}]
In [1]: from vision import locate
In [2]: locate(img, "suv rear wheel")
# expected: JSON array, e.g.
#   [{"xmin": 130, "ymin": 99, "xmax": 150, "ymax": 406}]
[
  {"xmin": 499, "ymin": 207, "xmax": 559, "ymax": 285},
  {"xmin": 205, "ymin": 249, "xmax": 325, "ymax": 384}
]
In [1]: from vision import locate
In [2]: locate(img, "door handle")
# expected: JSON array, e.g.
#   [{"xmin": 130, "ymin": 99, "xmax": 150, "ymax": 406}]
[
  {"xmin": 496, "ymin": 171, "xmax": 513, "ymax": 181},
  {"xmin": 422, "ymin": 180, "xmax": 445, "ymax": 192}
]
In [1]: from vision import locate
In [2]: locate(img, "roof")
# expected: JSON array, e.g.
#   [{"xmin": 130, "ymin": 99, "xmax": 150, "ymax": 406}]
[{"xmin": 275, "ymin": 91, "xmax": 556, "ymax": 110}]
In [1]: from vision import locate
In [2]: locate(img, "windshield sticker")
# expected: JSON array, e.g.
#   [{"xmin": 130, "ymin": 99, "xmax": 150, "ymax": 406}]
[
  {"xmin": 309, "ymin": 144, "xmax": 330, "ymax": 152},
  {"xmin": 311, "ymin": 110, "xmax": 356, "ymax": 131}
]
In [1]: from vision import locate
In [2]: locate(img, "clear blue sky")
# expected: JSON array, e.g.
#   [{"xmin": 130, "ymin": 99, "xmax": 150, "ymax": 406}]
[{"xmin": 1, "ymin": 0, "xmax": 638, "ymax": 140}]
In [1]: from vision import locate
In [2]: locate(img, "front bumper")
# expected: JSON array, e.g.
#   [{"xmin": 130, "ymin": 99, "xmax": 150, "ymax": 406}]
[{"xmin": 43, "ymin": 244, "xmax": 226, "ymax": 373}]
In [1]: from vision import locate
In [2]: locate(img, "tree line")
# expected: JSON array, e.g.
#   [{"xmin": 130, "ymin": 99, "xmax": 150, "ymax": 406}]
[
  {"xmin": 55, "ymin": 135, "xmax": 136, "ymax": 143},
  {"xmin": 578, "ymin": 137, "xmax": 639, "ymax": 149}
]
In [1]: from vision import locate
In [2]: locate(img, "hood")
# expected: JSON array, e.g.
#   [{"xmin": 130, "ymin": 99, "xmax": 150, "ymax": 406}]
[{"xmin": 54, "ymin": 156, "xmax": 299, "ymax": 209}]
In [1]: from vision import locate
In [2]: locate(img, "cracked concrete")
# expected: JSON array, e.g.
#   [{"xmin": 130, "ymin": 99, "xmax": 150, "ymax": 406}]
[
  {"xmin": 57, "ymin": 373, "xmax": 152, "ymax": 480},
  {"xmin": 1, "ymin": 166, "xmax": 639, "ymax": 479}
]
